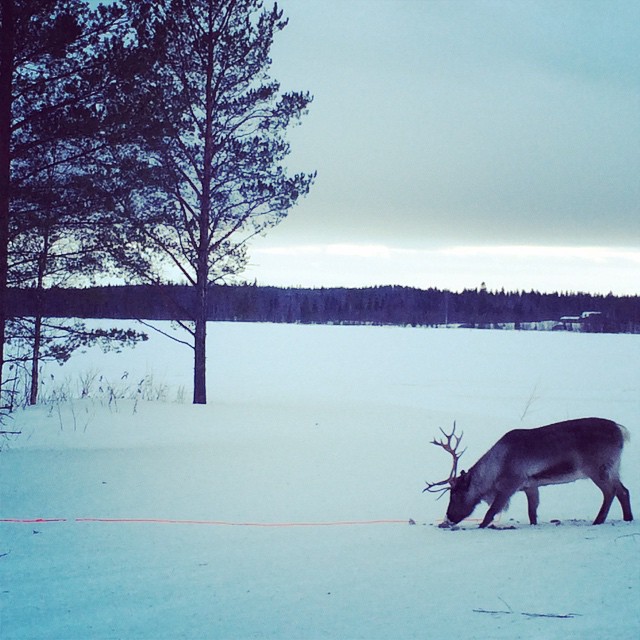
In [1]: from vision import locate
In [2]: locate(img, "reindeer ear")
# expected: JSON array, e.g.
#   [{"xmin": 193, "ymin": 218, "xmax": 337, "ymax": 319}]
[{"xmin": 458, "ymin": 470, "xmax": 471, "ymax": 489}]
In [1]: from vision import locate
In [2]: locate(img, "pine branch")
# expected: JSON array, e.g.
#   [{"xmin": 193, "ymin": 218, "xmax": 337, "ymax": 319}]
[{"xmin": 136, "ymin": 319, "xmax": 194, "ymax": 348}]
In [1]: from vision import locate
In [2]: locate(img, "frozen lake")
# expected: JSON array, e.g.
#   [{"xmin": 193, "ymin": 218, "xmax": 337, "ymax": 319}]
[{"xmin": 1, "ymin": 322, "xmax": 639, "ymax": 639}]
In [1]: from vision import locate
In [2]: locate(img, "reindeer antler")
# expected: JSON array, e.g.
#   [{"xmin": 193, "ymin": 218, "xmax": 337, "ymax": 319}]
[{"xmin": 423, "ymin": 421, "xmax": 466, "ymax": 497}]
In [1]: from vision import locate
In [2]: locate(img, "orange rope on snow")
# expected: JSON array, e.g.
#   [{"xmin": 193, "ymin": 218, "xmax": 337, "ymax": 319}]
[
  {"xmin": 0, "ymin": 518, "xmax": 68, "ymax": 523},
  {"xmin": 2, "ymin": 516, "xmax": 500, "ymax": 527},
  {"xmin": 2, "ymin": 517, "xmax": 500, "ymax": 527},
  {"xmin": 1, "ymin": 516, "xmax": 410, "ymax": 527},
  {"xmin": 75, "ymin": 517, "xmax": 410, "ymax": 527}
]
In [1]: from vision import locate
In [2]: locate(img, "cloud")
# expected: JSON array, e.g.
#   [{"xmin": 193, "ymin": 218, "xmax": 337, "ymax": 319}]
[
  {"xmin": 273, "ymin": 0, "xmax": 640, "ymax": 250},
  {"xmin": 247, "ymin": 241, "xmax": 640, "ymax": 294},
  {"xmin": 256, "ymin": 244, "xmax": 392, "ymax": 259},
  {"xmin": 326, "ymin": 244, "xmax": 392, "ymax": 259},
  {"xmin": 440, "ymin": 246, "xmax": 640, "ymax": 263},
  {"xmin": 247, "ymin": 2, "xmax": 640, "ymax": 293}
]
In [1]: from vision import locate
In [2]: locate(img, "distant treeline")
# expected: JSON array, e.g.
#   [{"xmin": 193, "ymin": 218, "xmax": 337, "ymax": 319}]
[{"xmin": 6, "ymin": 284, "xmax": 640, "ymax": 333}]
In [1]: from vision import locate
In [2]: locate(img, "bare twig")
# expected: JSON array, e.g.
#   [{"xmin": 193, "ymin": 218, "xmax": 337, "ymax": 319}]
[
  {"xmin": 473, "ymin": 608, "xmax": 580, "ymax": 619},
  {"xmin": 521, "ymin": 612, "xmax": 581, "ymax": 619},
  {"xmin": 520, "ymin": 381, "xmax": 540, "ymax": 421},
  {"xmin": 615, "ymin": 532, "xmax": 640, "ymax": 543},
  {"xmin": 136, "ymin": 320, "xmax": 194, "ymax": 349},
  {"xmin": 473, "ymin": 608, "xmax": 511, "ymax": 616}
]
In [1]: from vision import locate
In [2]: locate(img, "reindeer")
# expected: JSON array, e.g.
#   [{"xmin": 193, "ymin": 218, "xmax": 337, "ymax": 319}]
[{"xmin": 424, "ymin": 418, "xmax": 633, "ymax": 528}]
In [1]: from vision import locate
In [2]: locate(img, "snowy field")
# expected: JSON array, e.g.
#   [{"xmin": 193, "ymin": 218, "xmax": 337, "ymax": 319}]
[{"xmin": 1, "ymin": 322, "xmax": 639, "ymax": 639}]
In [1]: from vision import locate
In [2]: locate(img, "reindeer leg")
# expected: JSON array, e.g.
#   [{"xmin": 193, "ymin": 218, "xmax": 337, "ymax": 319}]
[
  {"xmin": 593, "ymin": 483, "xmax": 615, "ymax": 525},
  {"xmin": 615, "ymin": 482, "xmax": 633, "ymax": 522},
  {"xmin": 524, "ymin": 487, "xmax": 539, "ymax": 525},
  {"xmin": 479, "ymin": 491, "xmax": 511, "ymax": 528}
]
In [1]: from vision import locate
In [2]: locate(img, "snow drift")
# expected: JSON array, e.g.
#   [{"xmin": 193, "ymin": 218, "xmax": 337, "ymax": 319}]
[{"xmin": 1, "ymin": 322, "xmax": 638, "ymax": 639}]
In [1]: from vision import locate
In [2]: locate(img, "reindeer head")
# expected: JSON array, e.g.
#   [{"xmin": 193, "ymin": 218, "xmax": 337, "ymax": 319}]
[
  {"xmin": 446, "ymin": 470, "xmax": 477, "ymax": 524},
  {"xmin": 424, "ymin": 422, "xmax": 476, "ymax": 525}
]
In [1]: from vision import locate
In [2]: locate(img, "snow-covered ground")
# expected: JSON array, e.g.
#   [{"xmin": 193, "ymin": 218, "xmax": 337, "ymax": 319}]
[{"xmin": 1, "ymin": 322, "xmax": 639, "ymax": 639}]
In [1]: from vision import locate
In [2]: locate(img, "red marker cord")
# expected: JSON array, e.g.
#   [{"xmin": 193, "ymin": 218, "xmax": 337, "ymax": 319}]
[{"xmin": 2, "ymin": 517, "xmax": 409, "ymax": 527}]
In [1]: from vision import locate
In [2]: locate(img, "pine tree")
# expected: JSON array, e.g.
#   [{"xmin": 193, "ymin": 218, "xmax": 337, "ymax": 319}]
[
  {"xmin": 0, "ymin": 0, "xmax": 145, "ymax": 406},
  {"xmin": 110, "ymin": 0, "xmax": 315, "ymax": 404}
]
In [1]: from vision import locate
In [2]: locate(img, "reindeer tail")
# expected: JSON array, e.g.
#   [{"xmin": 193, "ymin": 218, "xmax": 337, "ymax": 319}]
[{"xmin": 616, "ymin": 423, "xmax": 631, "ymax": 444}]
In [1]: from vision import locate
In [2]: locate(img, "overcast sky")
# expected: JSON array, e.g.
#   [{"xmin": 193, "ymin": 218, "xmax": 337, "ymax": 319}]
[{"xmin": 242, "ymin": 0, "xmax": 640, "ymax": 294}]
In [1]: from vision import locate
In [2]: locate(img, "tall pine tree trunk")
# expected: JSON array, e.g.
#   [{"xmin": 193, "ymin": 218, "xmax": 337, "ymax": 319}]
[
  {"xmin": 29, "ymin": 229, "xmax": 49, "ymax": 405},
  {"xmin": 193, "ymin": 111, "xmax": 211, "ymax": 404},
  {"xmin": 193, "ymin": 141, "xmax": 210, "ymax": 404},
  {"xmin": 29, "ymin": 314, "xmax": 42, "ymax": 405},
  {"xmin": 193, "ymin": 274, "xmax": 208, "ymax": 404},
  {"xmin": 191, "ymin": 9, "xmax": 215, "ymax": 406},
  {"xmin": 0, "ymin": 0, "xmax": 15, "ymax": 394}
]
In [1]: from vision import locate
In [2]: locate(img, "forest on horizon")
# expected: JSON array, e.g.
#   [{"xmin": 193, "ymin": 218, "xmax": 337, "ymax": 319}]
[{"xmin": 7, "ymin": 283, "xmax": 640, "ymax": 333}]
